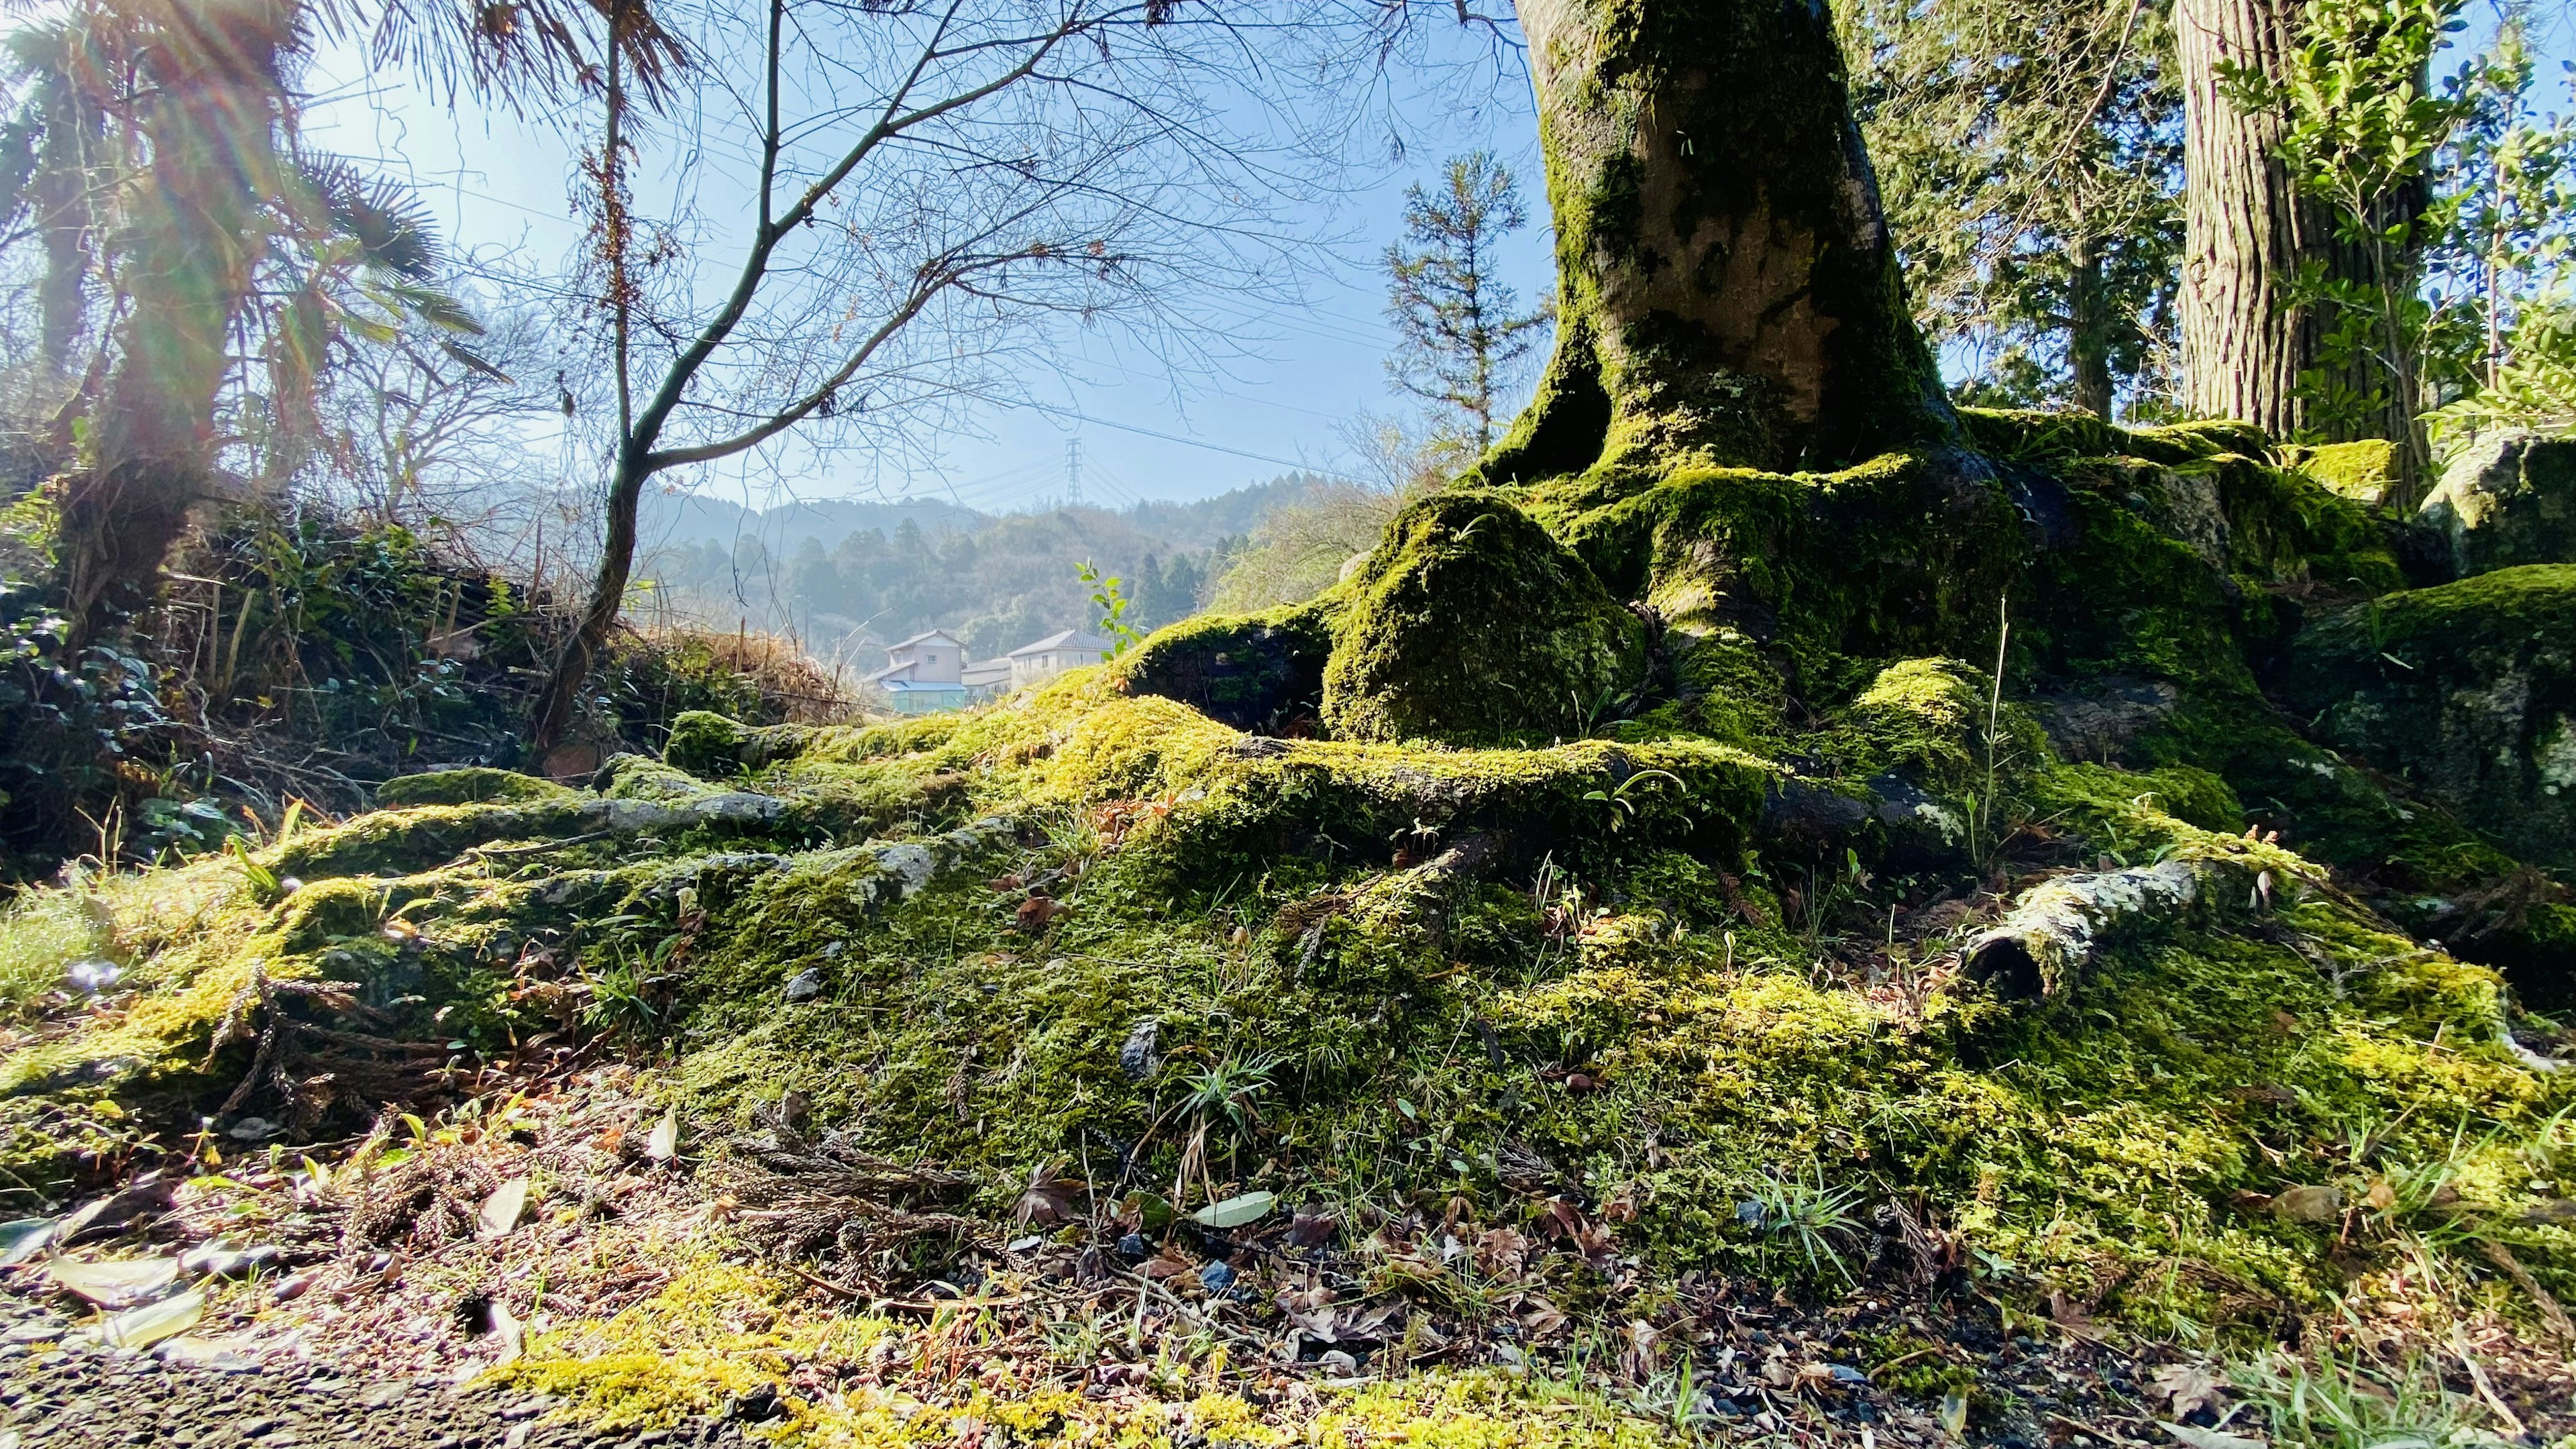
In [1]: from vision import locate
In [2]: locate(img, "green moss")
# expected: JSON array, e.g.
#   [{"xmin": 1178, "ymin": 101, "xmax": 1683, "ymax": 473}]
[
  {"xmin": 2294, "ymin": 439, "xmax": 2400, "ymax": 506},
  {"xmin": 2283, "ymin": 565, "xmax": 2576, "ymax": 868},
  {"xmin": 1321, "ymin": 492, "xmax": 1646, "ymax": 745},
  {"xmin": 375, "ymin": 768, "xmax": 570, "ymax": 808},
  {"xmin": 1111, "ymin": 600, "xmax": 1336, "ymax": 732}
]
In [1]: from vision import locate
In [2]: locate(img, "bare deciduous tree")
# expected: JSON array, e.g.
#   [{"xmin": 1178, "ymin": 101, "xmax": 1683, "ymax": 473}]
[{"xmin": 527, "ymin": 0, "xmax": 1430, "ymax": 751}]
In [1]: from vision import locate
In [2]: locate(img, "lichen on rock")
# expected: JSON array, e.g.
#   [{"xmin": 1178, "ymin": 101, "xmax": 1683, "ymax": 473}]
[{"xmin": 2421, "ymin": 430, "xmax": 2576, "ymax": 578}]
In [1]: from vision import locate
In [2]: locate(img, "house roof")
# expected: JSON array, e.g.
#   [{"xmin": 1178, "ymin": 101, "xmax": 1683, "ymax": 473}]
[
  {"xmin": 1007, "ymin": 629, "xmax": 1114, "ymax": 658},
  {"xmin": 885, "ymin": 629, "xmax": 965, "ymax": 652},
  {"xmin": 861, "ymin": 659, "xmax": 917, "ymax": 686},
  {"xmin": 961, "ymin": 659, "xmax": 1014, "ymax": 686}
]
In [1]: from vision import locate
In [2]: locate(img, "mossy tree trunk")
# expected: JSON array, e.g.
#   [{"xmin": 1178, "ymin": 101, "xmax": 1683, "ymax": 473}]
[{"xmin": 1487, "ymin": 0, "xmax": 1961, "ymax": 484}]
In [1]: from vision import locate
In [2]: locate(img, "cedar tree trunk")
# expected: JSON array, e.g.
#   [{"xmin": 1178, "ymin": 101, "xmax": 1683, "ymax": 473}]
[
  {"xmin": 2178, "ymin": 0, "xmax": 2321, "ymax": 439},
  {"xmin": 1487, "ymin": 0, "xmax": 1960, "ymax": 482}
]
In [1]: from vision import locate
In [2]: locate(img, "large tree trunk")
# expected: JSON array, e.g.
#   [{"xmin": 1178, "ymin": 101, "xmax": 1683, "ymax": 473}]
[
  {"xmin": 1487, "ymin": 0, "xmax": 1960, "ymax": 482},
  {"xmin": 2179, "ymin": 0, "xmax": 2428, "ymax": 495},
  {"xmin": 2068, "ymin": 233, "xmax": 2115, "ymax": 419},
  {"xmin": 2178, "ymin": 0, "xmax": 2321, "ymax": 441}
]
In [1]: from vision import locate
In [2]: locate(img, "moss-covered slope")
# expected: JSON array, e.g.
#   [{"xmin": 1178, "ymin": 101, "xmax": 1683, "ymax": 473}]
[{"xmin": 7, "ymin": 410, "xmax": 2573, "ymax": 1362}]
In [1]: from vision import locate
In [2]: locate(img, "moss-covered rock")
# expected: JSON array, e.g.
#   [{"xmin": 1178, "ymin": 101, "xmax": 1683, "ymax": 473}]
[
  {"xmin": 2283, "ymin": 565, "xmax": 2576, "ymax": 869},
  {"xmin": 2421, "ymin": 431, "xmax": 2576, "ymax": 578},
  {"xmin": 374, "ymin": 767, "xmax": 572, "ymax": 808},
  {"xmin": 2294, "ymin": 438, "xmax": 2400, "ymax": 507},
  {"xmin": 1112, "ymin": 601, "xmax": 1335, "ymax": 733},
  {"xmin": 1320, "ymin": 492, "xmax": 1647, "ymax": 745}
]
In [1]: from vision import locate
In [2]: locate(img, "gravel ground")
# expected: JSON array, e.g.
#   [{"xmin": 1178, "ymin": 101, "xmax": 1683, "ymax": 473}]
[{"xmin": 0, "ymin": 1340, "xmax": 756, "ymax": 1448}]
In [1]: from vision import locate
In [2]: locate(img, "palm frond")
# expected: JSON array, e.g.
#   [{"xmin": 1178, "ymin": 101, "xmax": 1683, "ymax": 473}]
[
  {"xmin": 326, "ymin": 0, "xmax": 684, "ymax": 113},
  {"xmin": 372, "ymin": 277, "xmax": 484, "ymax": 335},
  {"xmin": 299, "ymin": 153, "xmax": 443, "ymax": 280},
  {"xmin": 436, "ymin": 335, "xmax": 512, "ymax": 383}
]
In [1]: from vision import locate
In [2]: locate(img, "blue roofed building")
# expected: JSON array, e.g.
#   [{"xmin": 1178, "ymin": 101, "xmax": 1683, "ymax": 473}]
[{"xmin": 863, "ymin": 629, "xmax": 971, "ymax": 714}]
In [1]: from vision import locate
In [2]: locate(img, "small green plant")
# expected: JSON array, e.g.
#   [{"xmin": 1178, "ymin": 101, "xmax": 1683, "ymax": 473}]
[
  {"xmin": 2233, "ymin": 1348, "xmax": 2501, "ymax": 1449},
  {"xmin": 1580, "ymin": 769, "xmax": 1684, "ymax": 833},
  {"xmin": 582, "ymin": 954, "xmax": 669, "ymax": 1045},
  {"xmin": 1077, "ymin": 561, "xmax": 1146, "ymax": 658},
  {"xmin": 1171, "ymin": 1049, "xmax": 1278, "ymax": 1192},
  {"xmin": 1967, "ymin": 593, "xmax": 2021, "ymax": 866},
  {"xmin": 1744, "ymin": 1165, "xmax": 1865, "ymax": 1281}
]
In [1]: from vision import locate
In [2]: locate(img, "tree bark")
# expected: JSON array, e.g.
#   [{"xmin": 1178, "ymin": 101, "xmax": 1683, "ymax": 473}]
[
  {"xmin": 2178, "ymin": 0, "xmax": 2322, "ymax": 440},
  {"xmin": 2068, "ymin": 233, "xmax": 2115, "ymax": 419},
  {"xmin": 1487, "ymin": 0, "xmax": 1959, "ymax": 482}
]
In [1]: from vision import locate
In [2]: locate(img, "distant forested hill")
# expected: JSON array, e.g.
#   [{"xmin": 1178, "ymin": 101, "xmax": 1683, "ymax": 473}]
[{"xmin": 640, "ymin": 474, "xmax": 1334, "ymax": 663}]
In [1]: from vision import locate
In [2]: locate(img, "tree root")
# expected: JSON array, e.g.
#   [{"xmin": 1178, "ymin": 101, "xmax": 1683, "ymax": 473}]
[{"xmin": 1955, "ymin": 857, "xmax": 2252, "ymax": 1002}]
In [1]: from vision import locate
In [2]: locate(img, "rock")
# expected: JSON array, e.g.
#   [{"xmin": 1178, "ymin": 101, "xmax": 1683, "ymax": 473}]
[
  {"xmin": 2301, "ymin": 439, "xmax": 2401, "ymax": 507},
  {"xmin": 782, "ymin": 968, "xmax": 824, "ymax": 1004},
  {"xmin": 2035, "ymin": 676, "xmax": 2180, "ymax": 764},
  {"xmin": 2282, "ymin": 565, "xmax": 2576, "ymax": 867},
  {"xmin": 2421, "ymin": 431, "xmax": 2576, "ymax": 577},
  {"xmin": 2273, "ymin": 1184, "xmax": 2343, "ymax": 1224},
  {"xmin": 224, "ymin": 1118, "xmax": 280, "ymax": 1142},
  {"xmin": 1320, "ymin": 492, "xmax": 1646, "ymax": 745},
  {"xmin": 1197, "ymin": 1261, "xmax": 1236, "ymax": 1292},
  {"xmin": 1118, "ymin": 1018, "xmax": 1161, "ymax": 1081},
  {"xmin": 1114, "ymin": 605, "xmax": 1335, "ymax": 733},
  {"xmin": 66, "ymin": 958, "xmax": 121, "ymax": 994}
]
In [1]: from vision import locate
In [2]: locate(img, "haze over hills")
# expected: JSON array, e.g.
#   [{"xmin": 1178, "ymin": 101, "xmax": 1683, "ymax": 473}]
[{"xmin": 638, "ymin": 472, "xmax": 1342, "ymax": 666}]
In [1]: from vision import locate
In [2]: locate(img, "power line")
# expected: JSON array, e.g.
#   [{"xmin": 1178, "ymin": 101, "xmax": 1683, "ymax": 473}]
[{"xmin": 994, "ymin": 397, "xmax": 1364, "ymax": 484}]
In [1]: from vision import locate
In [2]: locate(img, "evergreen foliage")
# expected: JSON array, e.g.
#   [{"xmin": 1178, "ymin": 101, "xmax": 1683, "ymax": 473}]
[{"xmin": 1383, "ymin": 152, "xmax": 1553, "ymax": 451}]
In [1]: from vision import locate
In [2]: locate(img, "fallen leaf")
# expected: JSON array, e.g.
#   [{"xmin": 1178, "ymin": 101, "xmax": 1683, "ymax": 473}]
[
  {"xmin": 1014, "ymin": 1162, "xmax": 1083, "ymax": 1226},
  {"xmin": 50, "ymin": 1257, "xmax": 179, "ymax": 1309},
  {"xmin": 1142, "ymin": 1249, "xmax": 1193, "ymax": 1281},
  {"xmin": 1017, "ymin": 895, "xmax": 1063, "ymax": 931},
  {"xmin": 1193, "ymin": 1190, "xmax": 1277, "ymax": 1229},
  {"xmin": 645, "ymin": 1108, "xmax": 680, "ymax": 1163},
  {"xmin": 0, "ymin": 1218, "xmax": 54, "ymax": 1267},
  {"xmin": 2272, "ymin": 1184, "xmax": 2342, "ymax": 1224},
  {"xmin": 99, "ymin": 1287, "xmax": 203, "ymax": 1350},
  {"xmin": 478, "ymin": 1179, "xmax": 531, "ymax": 1240},
  {"xmin": 491, "ymin": 1297, "xmax": 524, "ymax": 1364},
  {"xmin": 2150, "ymin": 1362, "xmax": 2228, "ymax": 1419},
  {"xmin": 1286, "ymin": 1212, "xmax": 1338, "ymax": 1248}
]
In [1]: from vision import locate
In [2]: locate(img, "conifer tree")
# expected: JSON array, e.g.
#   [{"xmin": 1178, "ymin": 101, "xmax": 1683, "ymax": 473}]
[{"xmin": 1383, "ymin": 152, "xmax": 1551, "ymax": 451}]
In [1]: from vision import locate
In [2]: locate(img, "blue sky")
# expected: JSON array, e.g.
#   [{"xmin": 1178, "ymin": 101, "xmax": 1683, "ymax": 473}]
[
  {"xmin": 299, "ymin": 5, "xmax": 2576, "ymax": 517},
  {"xmin": 299, "ymin": 18, "xmax": 1555, "ymax": 516}
]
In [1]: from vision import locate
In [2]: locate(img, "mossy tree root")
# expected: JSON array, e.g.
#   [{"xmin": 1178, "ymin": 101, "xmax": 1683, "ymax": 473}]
[{"xmin": 1955, "ymin": 857, "xmax": 2261, "ymax": 1003}]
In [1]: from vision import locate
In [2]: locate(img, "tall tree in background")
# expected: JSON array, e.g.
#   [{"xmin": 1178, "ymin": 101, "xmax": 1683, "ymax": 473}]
[
  {"xmin": 2178, "ymin": 0, "xmax": 2436, "ymax": 478},
  {"xmin": 1487, "ymin": 0, "xmax": 1955, "ymax": 482},
  {"xmin": 1383, "ymin": 151, "xmax": 1551, "ymax": 449},
  {"xmin": 1842, "ymin": 0, "xmax": 2182, "ymax": 417},
  {"xmin": 525, "ymin": 2, "xmax": 1387, "ymax": 753},
  {"xmin": 2180, "ymin": 0, "xmax": 2324, "ymax": 439},
  {"xmin": 30, "ymin": 0, "xmax": 679, "ymax": 640}
]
